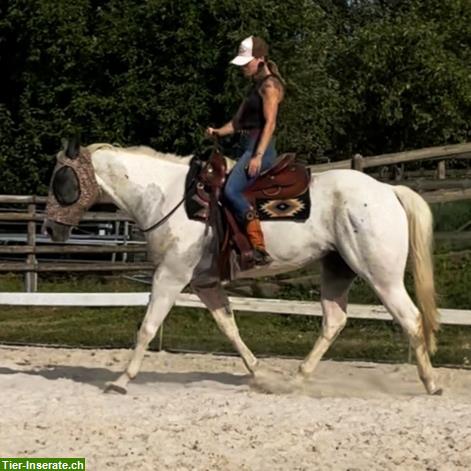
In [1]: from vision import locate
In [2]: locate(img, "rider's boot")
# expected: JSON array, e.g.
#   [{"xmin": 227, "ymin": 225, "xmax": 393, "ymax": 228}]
[{"xmin": 246, "ymin": 214, "xmax": 273, "ymax": 266}]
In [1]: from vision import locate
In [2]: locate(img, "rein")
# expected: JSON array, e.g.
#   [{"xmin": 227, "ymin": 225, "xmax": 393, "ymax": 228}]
[{"xmin": 139, "ymin": 196, "xmax": 186, "ymax": 233}]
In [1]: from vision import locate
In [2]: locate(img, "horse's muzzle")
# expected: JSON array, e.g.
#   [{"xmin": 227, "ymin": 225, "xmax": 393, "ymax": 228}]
[{"xmin": 42, "ymin": 219, "xmax": 72, "ymax": 242}]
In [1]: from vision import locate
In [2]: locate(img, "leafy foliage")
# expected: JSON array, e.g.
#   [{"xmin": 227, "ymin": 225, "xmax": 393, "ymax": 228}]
[
  {"xmin": 0, "ymin": 0, "xmax": 470, "ymax": 193},
  {"xmin": 332, "ymin": 0, "xmax": 471, "ymax": 156}
]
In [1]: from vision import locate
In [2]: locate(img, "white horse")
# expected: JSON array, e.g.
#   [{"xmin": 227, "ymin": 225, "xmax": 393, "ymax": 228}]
[{"xmin": 44, "ymin": 141, "xmax": 441, "ymax": 395}]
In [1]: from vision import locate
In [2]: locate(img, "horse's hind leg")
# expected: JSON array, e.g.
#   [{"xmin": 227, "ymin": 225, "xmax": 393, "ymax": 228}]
[
  {"xmin": 374, "ymin": 284, "xmax": 441, "ymax": 395},
  {"xmin": 105, "ymin": 265, "xmax": 191, "ymax": 394},
  {"xmin": 191, "ymin": 280, "xmax": 259, "ymax": 374},
  {"xmin": 298, "ymin": 252, "xmax": 356, "ymax": 378}
]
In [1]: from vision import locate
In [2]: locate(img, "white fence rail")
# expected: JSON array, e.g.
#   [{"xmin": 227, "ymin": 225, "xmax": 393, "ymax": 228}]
[{"xmin": 0, "ymin": 292, "xmax": 469, "ymax": 326}]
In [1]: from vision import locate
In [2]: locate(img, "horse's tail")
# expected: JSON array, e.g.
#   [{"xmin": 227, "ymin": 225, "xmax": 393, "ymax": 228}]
[{"xmin": 393, "ymin": 185, "xmax": 440, "ymax": 354}]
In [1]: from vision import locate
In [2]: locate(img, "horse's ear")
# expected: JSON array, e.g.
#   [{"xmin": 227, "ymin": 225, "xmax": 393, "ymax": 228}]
[{"xmin": 63, "ymin": 135, "xmax": 81, "ymax": 159}]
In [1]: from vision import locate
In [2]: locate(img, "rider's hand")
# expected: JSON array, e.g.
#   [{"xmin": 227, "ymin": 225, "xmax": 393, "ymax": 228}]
[
  {"xmin": 205, "ymin": 127, "xmax": 218, "ymax": 138},
  {"xmin": 248, "ymin": 156, "xmax": 262, "ymax": 178}
]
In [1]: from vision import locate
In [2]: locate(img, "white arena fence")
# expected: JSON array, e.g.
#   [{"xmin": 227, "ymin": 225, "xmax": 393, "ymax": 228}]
[{"xmin": 0, "ymin": 291, "xmax": 469, "ymax": 326}]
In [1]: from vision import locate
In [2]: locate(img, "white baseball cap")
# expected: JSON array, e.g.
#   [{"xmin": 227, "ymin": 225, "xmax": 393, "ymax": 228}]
[{"xmin": 230, "ymin": 36, "xmax": 269, "ymax": 66}]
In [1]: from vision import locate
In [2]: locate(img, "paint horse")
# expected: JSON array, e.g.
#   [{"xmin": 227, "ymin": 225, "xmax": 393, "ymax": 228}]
[{"xmin": 44, "ymin": 140, "xmax": 442, "ymax": 395}]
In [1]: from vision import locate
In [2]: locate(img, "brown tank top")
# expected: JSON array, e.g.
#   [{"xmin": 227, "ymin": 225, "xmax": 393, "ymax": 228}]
[{"xmin": 232, "ymin": 75, "xmax": 282, "ymax": 131}]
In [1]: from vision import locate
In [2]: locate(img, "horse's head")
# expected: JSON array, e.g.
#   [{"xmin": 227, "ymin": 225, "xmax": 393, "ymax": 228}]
[{"xmin": 43, "ymin": 137, "xmax": 100, "ymax": 242}]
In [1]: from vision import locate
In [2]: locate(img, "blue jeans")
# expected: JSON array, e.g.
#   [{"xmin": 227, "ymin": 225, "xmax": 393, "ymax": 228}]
[{"xmin": 224, "ymin": 134, "xmax": 277, "ymax": 222}]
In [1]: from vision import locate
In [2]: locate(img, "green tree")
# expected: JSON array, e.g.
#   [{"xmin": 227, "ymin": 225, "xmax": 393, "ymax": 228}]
[
  {"xmin": 0, "ymin": 0, "xmax": 470, "ymax": 193},
  {"xmin": 331, "ymin": 0, "xmax": 471, "ymax": 156}
]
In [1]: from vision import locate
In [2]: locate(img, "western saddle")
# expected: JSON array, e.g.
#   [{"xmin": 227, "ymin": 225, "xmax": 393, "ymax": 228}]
[{"xmin": 185, "ymin": 148, "xmax": 311, "ymax": 279}]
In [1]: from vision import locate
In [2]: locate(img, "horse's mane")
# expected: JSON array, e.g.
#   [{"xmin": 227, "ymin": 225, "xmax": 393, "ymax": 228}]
[{"xmin": 86, "ymin": 143, "xmax": 192, "ymax": 165}]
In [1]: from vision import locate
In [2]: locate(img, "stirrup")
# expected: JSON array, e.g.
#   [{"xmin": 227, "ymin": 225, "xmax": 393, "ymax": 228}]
[{"xmin": 253, "ymin": 247, "xmax": 273, "ymax": 266}]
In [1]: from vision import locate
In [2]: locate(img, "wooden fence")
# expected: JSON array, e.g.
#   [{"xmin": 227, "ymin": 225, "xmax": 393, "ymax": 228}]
[
  {"xmin": 311, "ymin": 142, "xmax": 471, "ymax": 204},
  {"xmin": 311, "ymin": 142, "xmax": 471, "ymax": 172},
  {"xmin": 0, "ymin": 194, "xmax": 151, "ymax": 291},
  {"xmin": 1, "ymin": 141, "xmax": 471, "ymax": 291}
]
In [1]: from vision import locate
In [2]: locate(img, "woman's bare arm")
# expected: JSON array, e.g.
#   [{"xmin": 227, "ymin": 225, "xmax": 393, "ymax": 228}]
[{"xmin": 247, "ymin": 78, "xmax": 283, "ymax": 177}]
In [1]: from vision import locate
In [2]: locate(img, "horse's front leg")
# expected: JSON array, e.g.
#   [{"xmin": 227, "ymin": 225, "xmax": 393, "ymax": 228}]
[
  {"xmin": 105, "ymin": 264, "xmax": 191, "ymax": 394},
  {"xmin": 191, "ymin": 280, "xmax": 259, "ymax": 374}
]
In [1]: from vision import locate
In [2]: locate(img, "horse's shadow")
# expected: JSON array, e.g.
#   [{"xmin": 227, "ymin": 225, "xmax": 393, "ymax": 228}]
[{"xmin": 0, "ymin": 365, "xmax": 250, "ymax": 391}]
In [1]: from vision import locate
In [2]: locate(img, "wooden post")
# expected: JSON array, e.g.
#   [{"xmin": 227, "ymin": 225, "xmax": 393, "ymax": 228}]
[
  {"xmin": 111, "ymin": 220, "xmax": 120, "ymax": 263},
  {"xmin": 25, "ymin": 202, "xmax": 38, "ymax": 292},
  {"xmin": 123, "ymin": 221, "xmax": 129, "ymax": 263},
  {"xmin": 437, "ymin": 160, "xmax": 446, "ymax": 180},
  {"xmin": 352, "ymin": 153, "xmax": 364, "ymax": 172}
]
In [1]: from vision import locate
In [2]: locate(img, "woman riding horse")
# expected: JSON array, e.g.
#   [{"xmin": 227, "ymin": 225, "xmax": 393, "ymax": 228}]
[{"xmin": 206, "ymin": 35, "xmax": 285, "ymax": 265}]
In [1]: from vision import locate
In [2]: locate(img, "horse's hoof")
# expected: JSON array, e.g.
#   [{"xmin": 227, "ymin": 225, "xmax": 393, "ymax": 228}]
[
  {"xmin": 296, "ymin": 367, "xmax": 310, "ymax": 381},
  {"xmin": 104, "ymin": 381, "xmax": 128, "ymax": 395},
  {"xmin": 294, "ymin": 372, "xmax": 305, "ymax": 383},
  {"xmin": 431, "ymin": 387, "xmax": 443, "ymax": 396}
]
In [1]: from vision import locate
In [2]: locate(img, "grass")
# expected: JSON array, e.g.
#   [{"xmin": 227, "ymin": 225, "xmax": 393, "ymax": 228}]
[
  {"xmin": 0, "ymin": 270, "xmax": 469, "ymax": 367},
  {"xmin": 431, "ymin": 200, "xmax": 471, "ymax": 232}
]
